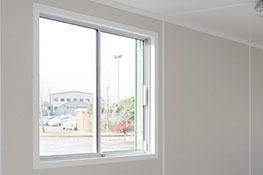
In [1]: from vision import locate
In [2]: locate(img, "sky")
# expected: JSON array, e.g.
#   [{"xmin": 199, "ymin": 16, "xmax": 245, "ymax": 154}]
[{"xmin": 40, "ymin": 18, "xmax": 137, "ymax": 103}]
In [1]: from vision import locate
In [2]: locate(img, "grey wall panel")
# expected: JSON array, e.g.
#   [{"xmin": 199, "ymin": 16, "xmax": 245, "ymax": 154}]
[
  {"xmin": 165, "ymin": 22, "xmax": 249, "ymax": 175},
  {"xmin": 251, "ymin": 47, "xmax": 263, "ymax": 175},
  {"xmin": 1, "ymin": 0, "xmax": 162, "ymax": 175}
]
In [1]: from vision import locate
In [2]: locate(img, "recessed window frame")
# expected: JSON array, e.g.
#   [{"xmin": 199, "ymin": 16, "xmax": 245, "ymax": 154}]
[{"xmin": 33, "ymin": 3, "xmax": 158, "ymax": 169}]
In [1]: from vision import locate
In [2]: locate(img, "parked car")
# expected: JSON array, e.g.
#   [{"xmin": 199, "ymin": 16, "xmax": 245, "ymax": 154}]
[
  {"xmin": 48, "ymin": 115, "xmax": 69, "ymax": 126},
  {"xmin": 55, "ymin": 115, "xmax": 69, "ymax": 126},
  {"xmin": 47, "ymin": 116, "xmax": 60, "ymax": 126},
  {"xmin": 42, "ymin": 116, "xmax": 55, "ymax": 126},
  {"xmin": 61, "ymin": 118, "xmax": 77, "ymax": 130}
]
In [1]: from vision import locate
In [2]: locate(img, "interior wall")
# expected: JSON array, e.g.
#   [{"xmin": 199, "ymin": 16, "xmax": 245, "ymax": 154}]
[
  {"xmin": 1, "ymin": 0, "xmax": 163, "ymax": 175},
  {"xmin": 251, "ymin": 47, "xmax": 263, "ymax": 175},
  {"xmin": 165, "ymin": 22, "xmax": 249, "ymax": 175},
  {"xmin": 2, "ymin": 1, "xmax": 263, "ymax": 175}
]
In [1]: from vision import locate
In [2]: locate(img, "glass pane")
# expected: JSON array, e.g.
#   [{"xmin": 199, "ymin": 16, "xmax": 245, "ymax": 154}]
[
  {"xmin": 100, "ymin": 32, "xmax": 143, "ymax": 152},
  {"xmin": 39, "ymin": 18, "xmax": 96, "ymax": 156}
]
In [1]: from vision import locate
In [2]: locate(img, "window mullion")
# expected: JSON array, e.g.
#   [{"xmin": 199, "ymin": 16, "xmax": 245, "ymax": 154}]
[{"xmin": 94, "ymin": 29, "xmax": 102, "ymax": 154}]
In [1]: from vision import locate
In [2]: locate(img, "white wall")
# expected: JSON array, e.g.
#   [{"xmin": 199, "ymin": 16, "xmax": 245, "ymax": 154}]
[
  {"xmin": 251, "ymin": 47, "xmax": 263, "ymax": 175},
  {"xmin": 2, "ymin": 0, "xmax": 263, "ymax": 175},
  {"xmin": 1, "ymin": 0, "xmax": 163, "ymax": 175},
  {"xmin": 165, "ymin": 22, "xmax": 249, "ymax": 175}
]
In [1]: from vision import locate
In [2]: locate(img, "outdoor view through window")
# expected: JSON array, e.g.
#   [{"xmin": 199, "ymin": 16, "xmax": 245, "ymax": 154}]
[{"xmin": 39, "ymin": 17, "xmax": 144, "ymax": 156}]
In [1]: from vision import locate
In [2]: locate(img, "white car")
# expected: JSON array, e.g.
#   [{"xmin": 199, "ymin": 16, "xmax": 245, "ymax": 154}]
[
  {"xmin": 47, "ymin": 116, "xmax": 60, "ymax": 126},
  {"xmin": 61, "ymin": 118, "xmax": 77, "ymax": 130},
  {"xmin": 48, "ymin": 115, "xmax": 68, "ymax": 126},
  {"xmin": 42, "ymin": 116, "xmax": 55, "ymax": 126},
  {"xmin": 55, "ymin": 115, "xmax": 70, "ymax": 126}
]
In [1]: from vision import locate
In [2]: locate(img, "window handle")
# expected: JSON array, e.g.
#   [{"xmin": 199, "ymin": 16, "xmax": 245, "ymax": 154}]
[{"xmin": 142, "ymin": 85, "xmax": 148, "ymax": 106}]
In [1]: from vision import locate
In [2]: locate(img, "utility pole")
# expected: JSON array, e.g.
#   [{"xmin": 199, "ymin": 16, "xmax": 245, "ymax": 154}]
[{"xmin": 113, "ymin": 54, "xmax": 122, "ymax": 102}]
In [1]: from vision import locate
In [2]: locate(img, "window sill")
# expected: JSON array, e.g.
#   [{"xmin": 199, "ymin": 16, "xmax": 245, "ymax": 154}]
[{"xmin": 34, "ymin": 152, "xmax": 157, "ymax": 169}]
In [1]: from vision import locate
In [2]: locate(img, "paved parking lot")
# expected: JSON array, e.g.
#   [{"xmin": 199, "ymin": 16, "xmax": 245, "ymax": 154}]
[{"xmin": 40, "ymin": 126, "xmax": 135, "ymax": 156}]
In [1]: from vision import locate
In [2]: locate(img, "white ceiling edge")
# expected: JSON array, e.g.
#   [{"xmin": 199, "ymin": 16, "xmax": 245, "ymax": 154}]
[{"xmin": 90, "ymin": 0, "xmax": 263, "ymax": 49}]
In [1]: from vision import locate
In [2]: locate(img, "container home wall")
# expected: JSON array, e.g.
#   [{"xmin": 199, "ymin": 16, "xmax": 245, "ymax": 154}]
[
  {"xmin": 165, "ymin": 22, "xmax": 249, "ymax": 175},
  {"xmin": 2, "ymin": 0, "xmax": 263, "ymax": 175},
  {"xmin": 1, "ymin": 0, "xmax": 162, "ymax": 175}
]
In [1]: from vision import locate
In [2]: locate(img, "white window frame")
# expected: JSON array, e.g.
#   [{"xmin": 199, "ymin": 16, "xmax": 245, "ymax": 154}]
[{"xmin": 33, "ymin": 3, "xmax": 158, "ymax": 169}]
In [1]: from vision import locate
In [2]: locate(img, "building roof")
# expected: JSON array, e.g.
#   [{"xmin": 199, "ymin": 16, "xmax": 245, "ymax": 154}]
[
  {"xmin": 75, "ymin": 108, "xmax": 88, "ymax": 112},
  {"xmin": 60, "ymin": 102, "xmax": 89, "ymax": 107},
  {"xmin": 49, "ymin": 91, "xmax": 93, "ymax": 96}
]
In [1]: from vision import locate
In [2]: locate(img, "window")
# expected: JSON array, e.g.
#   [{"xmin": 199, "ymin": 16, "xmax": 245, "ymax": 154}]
[
  {"xmin": 54, "ymin": 98, "xmax": 58, "ymax": 102},
  {"xmin": 100, "ymin": 33, "xmax": 143, "ymax": 152},
  {"xmin": 34, "ymin": 4, "xmax": 157, "ymax": 167}
]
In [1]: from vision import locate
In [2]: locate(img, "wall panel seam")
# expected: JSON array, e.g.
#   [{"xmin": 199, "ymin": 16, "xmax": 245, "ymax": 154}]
[
  {"xmin": 161, "ymin": 21, "xmax": 165, "ymax": 175},
  {"xmin": 249, "ymin": 45, "xmax": 252, "ymax": 175}
]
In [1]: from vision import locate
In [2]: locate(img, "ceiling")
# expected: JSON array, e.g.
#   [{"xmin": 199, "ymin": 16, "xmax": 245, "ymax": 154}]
[{"xmin": 91, "ymin": 0, "xmax": 263, "ymax": 47}]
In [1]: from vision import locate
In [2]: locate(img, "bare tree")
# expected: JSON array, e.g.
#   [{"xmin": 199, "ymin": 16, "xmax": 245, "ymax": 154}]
[
  {"xmin": 39, "ymin": 80, "xmax": 54, "ymax": 133},
  {"xmin": 102, "ymin": 72, "xmax": 111, "ymax": 133}
]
